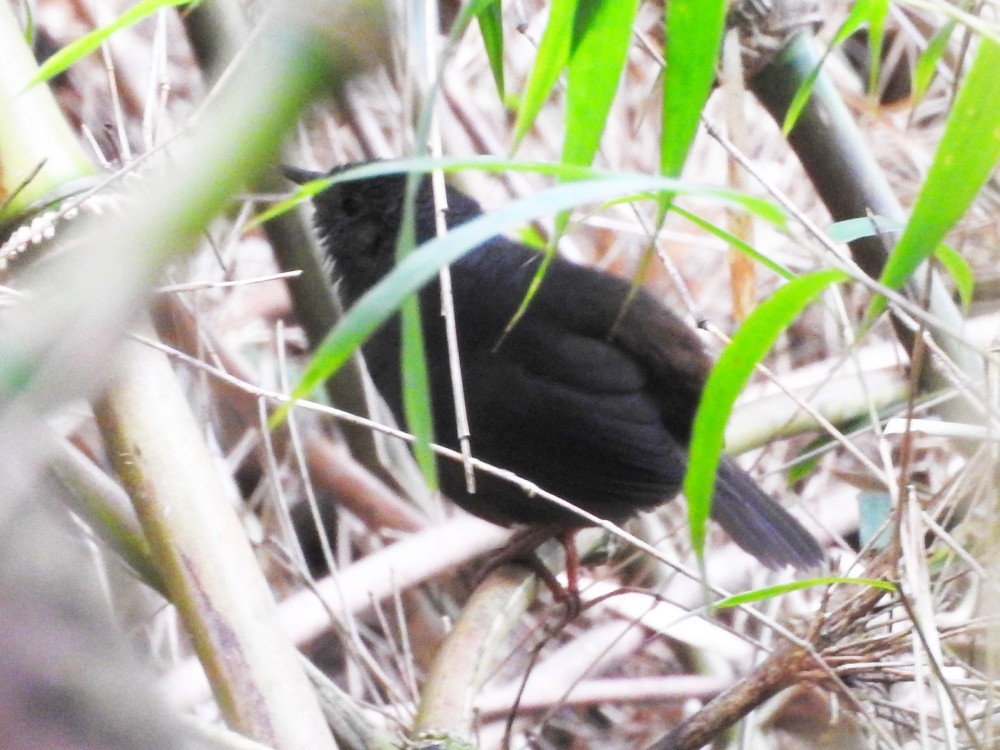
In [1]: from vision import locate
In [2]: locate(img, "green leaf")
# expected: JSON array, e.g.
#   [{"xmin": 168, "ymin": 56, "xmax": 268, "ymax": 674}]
[
  {"xmin": 563, "ymin": 0, "xmax": 637, "ymax": 167},
  {"xmin": 21, "ymin": 1, "xmax": 36, "ymax": 46},
  {"xmin": 781, "ymin": 0, "xmax": 887, "ymax": 135},
  {"xmin": 934, "ymin": 243, "xmax": 974, "ymax": 311},
  {"xmin": 713, "ymin": 576, "xmax": 896, "ymax": 609},
  {"xmin": 543, "ymin": 0, "xmax": 639, "ymax": 323},
  {"xmin": 878, "ymin": 37, "xmax": 1000, "ymax": 298},
  {"xmin": 858, "ymin": 492, "xmax": 893, "ymax": 550},
  {"xmin": 826, "ymin": 214, "xmax": 902, "ymax": 244},
  {"xmin": 924, "ymin": 6, "xmax": 1000, "ymax": 46},
  {"xmin": 516, "ymin": 0, "xmax": 636, "ymax": 335},
  {"xmin": 673, "ymin": 205, "xmax": 794, "ymax": 281},
  {"xmin": 400, "ymin": 294, "xmax": 437, "ymax": 487},
  {"xmin": 785, "ymin": 446, "xmax": 822, "ymax": 486},
  {"xmin": 684, "ymin": 268, "xmax": 848, "ymax": 561},
  {"xmin": 394, "ymin": 171, "xmax": 438, "ymax": 489},
  {"xmin": 30, "ymin": 0, "xmax": 196, "ymax": 86},
  {"xmin": 515, "ymin": 224, "xmax": 547, "ymax": 249},
  {"xmin": 511, "ymin": 0, "xmax": 575, "ymax": 150},
  {"xmin": 912, "ymin": 21, "xmax": 956, "ymax": 103},
  {"xmin": 600, "ymin": 189, "xmax": 787, "ymax": 230},
  {"xmin": 661, "ymin": 0, "xmax": 726, "ymax": 178},
  {"xmin": 862, "ymin": 3, "xmax": 889, "ymax": 101},
  {"xmin": 476, "ymin": 0, "xmax": 505, "ymax": 98}
]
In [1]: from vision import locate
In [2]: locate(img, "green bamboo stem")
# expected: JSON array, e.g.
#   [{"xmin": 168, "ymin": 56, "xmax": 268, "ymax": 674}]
[
  {"xmin": 0, "ymin": 3, "xmax": 94, "ymax": 221},
  {"xmin": 96, "ymin": 321, "xmax": 337, "ymax": 749}
]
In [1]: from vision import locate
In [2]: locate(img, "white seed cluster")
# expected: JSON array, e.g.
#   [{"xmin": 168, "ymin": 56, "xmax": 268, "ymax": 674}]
[{"xmin": 0, "ymin": 194, "xmax": 118, "ymax": 281}]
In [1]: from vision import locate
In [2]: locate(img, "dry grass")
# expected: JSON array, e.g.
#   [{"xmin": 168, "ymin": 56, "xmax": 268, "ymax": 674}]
[{"xmin": 19, "ymin": 0, "xmax": 1000, "ymax": 748}]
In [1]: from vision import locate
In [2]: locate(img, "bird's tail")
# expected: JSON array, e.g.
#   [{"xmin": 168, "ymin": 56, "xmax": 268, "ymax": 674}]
[{"xmin": 708, "ymin": 457, "xmax": 823, "ymax": 570}]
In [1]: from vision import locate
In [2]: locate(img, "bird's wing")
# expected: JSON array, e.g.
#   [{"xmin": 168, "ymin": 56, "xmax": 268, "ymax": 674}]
[
  {"xmin": 460, "ymin": 319, "xmax": 688, "ymax": 514},
  {"xmin": 478, "ymin": 248, "xmax": 712, "ymax": 440}
]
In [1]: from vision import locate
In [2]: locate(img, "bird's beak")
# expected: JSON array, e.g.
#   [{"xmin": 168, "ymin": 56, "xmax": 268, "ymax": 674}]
[{"xmin": 281, "ymin": 165, "xmax": 325, "ymax": 185}]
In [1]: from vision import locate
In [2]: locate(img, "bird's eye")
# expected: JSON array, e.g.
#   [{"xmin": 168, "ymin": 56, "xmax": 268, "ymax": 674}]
[{"xmin": 340, "ymin": 194, "xmax": 363, "ymax": 217}]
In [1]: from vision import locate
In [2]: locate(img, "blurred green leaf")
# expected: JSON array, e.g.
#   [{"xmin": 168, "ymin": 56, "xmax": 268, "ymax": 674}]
[
  {"xmin": 21, "ymin": 0, "xmax": 36, "ymax": 46},
  {"xmin": 926, "ymin": 5, "xmax": 1000, "ymax": 45},
  {"xmin": 30, "ymin": 0, "xmax": 196, "ymax": 86},
  {"xmin": 515, "ymin": 224, "xmax": 547, "ymax": 249},
  {"xmin": 863, "ymin": 3, "xmax": 888, "ymax": 100},
  {"xmin": 685, "ymin": 268, "xmax": 847, "ymax": 562},
  {"xmin": 913, "ymin": 20, "xmax": 955, "ymax": 102},
  {"xmin": 785, "ymin": 446, "xmax": 822, "ymax": 486}
]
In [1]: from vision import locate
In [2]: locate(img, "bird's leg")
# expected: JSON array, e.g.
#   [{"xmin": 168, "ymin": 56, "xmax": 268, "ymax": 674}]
[
  {"xmin": 560, "ymin": 529, "xmax": 581, "ymax": 597},
  {"xmin": 472, "ymin": 524, "xmax": 583, "ymax": 613},
  {"xmin": 557, "ymin": 529, "xmax": 584, "ymax": 619}
]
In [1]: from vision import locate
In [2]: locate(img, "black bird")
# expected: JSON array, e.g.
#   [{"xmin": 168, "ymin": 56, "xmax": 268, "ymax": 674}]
[{"xmin": 287, "ymin": 165, "xmax": 823, "ymax": 571}]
